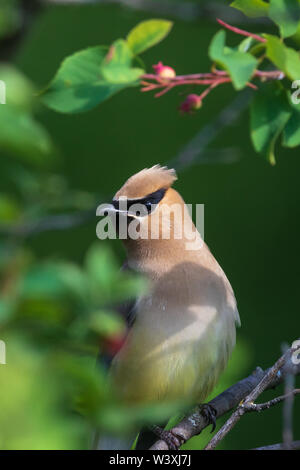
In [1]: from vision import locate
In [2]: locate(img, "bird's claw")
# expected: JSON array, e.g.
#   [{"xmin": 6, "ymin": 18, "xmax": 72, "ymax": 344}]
[
  {"xmin": 200, "ymin": 403, "xmax": 217, "ymax": 433},
  {"xmin": 151, "ymin": 425, "xmax": 184, "ymax": 450}
]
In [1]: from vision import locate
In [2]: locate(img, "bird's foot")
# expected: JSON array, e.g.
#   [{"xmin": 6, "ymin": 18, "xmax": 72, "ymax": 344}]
[
  {"xmin": 200, "ymin": 403, "xmax": 217, "ymax": 432},
  {"xmin": 151, "ymin": 425, "xmax": 184, "ymax": 450}
]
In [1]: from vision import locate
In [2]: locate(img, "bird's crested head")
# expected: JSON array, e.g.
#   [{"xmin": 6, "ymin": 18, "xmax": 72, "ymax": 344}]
[
  {"xmin": 103, "ymin": 165, "xmax": 198, "ymax": 254},
  {"xmin": 111, "ymin": 164, "xmax": 181, "ymax": 221},
  {"xmin": 114, "ymin": 164, "xmax": 177, "ymax": 201}
]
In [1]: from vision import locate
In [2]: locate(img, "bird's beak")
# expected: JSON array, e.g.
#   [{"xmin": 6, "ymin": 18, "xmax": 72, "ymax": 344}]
[
  {"xmin": 97, "ymin": 201, "xmax": 127, "ymax": 216},
  {"xmin": 97, "ymin": 200, "xmax": 143, "ymax": 220}
]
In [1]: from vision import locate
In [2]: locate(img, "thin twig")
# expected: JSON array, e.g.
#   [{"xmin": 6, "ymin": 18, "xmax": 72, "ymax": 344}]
[
  {"xmin": 204, "ymin": 343, "xmax": 300, "ymax": 450},
  {"xmin": 254, "ymin": 441, "xmax": 300, "ymax": 450},
  {"xmin": 169, "ymin": 89, "xmax": 253, "ymax": 170},
  {"xmin": 142, "ymin": 69, "xmax": 283, "ymax": 88},
  {"xmin": 242, "ymin": 389, "xmax": 300, "ymax": 412},
  {"xmin": 282, "ymin": 343, "xmax": 295, "ymax": 448},
  {"xmin": 141, "ymin": 69, "xmax": 283, "ymax": 107},
  {"xmin": 150, "ymin": 342, "xmax": 300, "ymax": 450},
  {"xmin": 0, "ymin": 208, "xmax": 96, "ymax": 239},
  {"xmin": 217, "ymin": 18, "xmax": 266, "ymax": 43}
]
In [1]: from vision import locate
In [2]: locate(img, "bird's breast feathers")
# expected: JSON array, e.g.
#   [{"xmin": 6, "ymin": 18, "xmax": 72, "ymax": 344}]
[{"xmin": 110, "ymin": 264, "xmax": 238, "ymax": 404}]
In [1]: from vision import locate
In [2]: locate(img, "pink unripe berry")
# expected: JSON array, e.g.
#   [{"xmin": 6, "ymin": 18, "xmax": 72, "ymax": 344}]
[
  {"xmin": 180, "ymin": 94, "xmax": 202, "ymax": 113},
  {"xmin": 153, "ymin": 61, "xmax": 176, "ymax": 79}
]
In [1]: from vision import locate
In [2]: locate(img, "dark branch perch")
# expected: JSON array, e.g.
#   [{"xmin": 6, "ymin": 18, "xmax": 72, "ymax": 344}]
[
  {"xmin": 150, "ymin": 342, "xmax": 300, "ymax": 450},
  {"xmin": 0, "ymin": 208, "xmax": 96, "ymax": 239},
  {"xmin": 204, "ymin": 342, "xmax": 300, "ymax": 450}
]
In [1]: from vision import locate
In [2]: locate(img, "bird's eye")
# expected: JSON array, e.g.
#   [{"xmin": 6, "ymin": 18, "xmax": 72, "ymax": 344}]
[
  {"xmin": 143, "ymin": 201, "xmax": 152, "ymax": 214},
  {"xmin": 142, "ymin": 189, "xmax": 167, "ymax": 213},
  {"xmin": 126, "ymin": 188, "xmax": 166, "ymax": 217}
]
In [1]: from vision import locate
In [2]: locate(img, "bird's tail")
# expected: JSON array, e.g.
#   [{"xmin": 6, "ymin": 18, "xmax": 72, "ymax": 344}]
[
  {"xmin": 92, "ymin": 430, "xmax": 136, "ymax": 450},
  {"xmin": 135, "ymin": 427, "xmax": 159, "ymax": 450}
]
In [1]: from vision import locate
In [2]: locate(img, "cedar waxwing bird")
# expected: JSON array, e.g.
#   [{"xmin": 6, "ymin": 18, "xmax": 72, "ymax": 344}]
[{"xmin": 95, "ymin": 165, "xmax": 240, "ymax": 450}]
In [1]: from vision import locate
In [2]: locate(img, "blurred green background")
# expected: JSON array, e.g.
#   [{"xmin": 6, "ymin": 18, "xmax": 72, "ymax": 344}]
[{"xmin": 0, "ymin": 0, "xmax": 299, "ymax": 450}]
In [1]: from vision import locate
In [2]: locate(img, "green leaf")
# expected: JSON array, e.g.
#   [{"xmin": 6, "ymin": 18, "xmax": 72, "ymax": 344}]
[
  {"xmin": 283, "ymin": 89, "xmax": 300, "ymax": 147},
  {"xmin": 238, "ymin": 37, "xmax": 255, "ymax": 53},
  {"xmin": 0, "ymin": 337, "xmax": 84, "ymax": 450},
  {"xmin": 209, "ymin": 30, "xmax": 258, "ymax": 90},
  {"xmin": 264, "ymin": 34, "xmax": 300, "ymax": 81},
  {"xmin": 101, "ymin": 40, "xmax": 144, "ymax": 84},
  {"xmin": 127, "ymin": 19, "xmax": 173, "ymax": 55},
  {"xmin": 250, "ymin": 84, "xmax": 291, "ymax": 164},
  {"xmin": 283, "ymin": 108, "xmax": 300, "ymax": 147},
  {"xmin": 21, "ymin": 264, "xmax": 67, "ymax": 298},
  {"xmin": 0, "ymin": 64, "xmax": 36, "ymax": 111},
  {"xmin": 116, "ymin": 275, "xmax": 148, "ymax": 302},
  {"xmin": 0, "ymin": 297, "xmax": 15, "ymax": 324},
  {"xmin": 290, "ymin": 21, "xmax": 300, "ymax": 43},
  {"xmin": 269, "ymin": 0, "xmax": 300, "ymax": 38},
  {"xmin": 50, "ymin": 261, "xmax": 88, "ymax": 301},
  {"xmin": 85, "ymin": 244, "xmax": 119, "ymax": 288},
  {"xmin": 230, "ymin": 0, "xmax": 269, "ymax": 18},
  {"xmin": 0, "ymin": 105, "xmax": 54, "ymax": 165},
  {"xmin": 41, "ymin": 46, "xmax": 140, "ymax": 114},
  {"xmin": 89, "ymin": 310, "xmax": 125, "ymax": 336},
  {"xmin": 237, "ymin": 37, "xmax": 266, "ymax": 56},
  {"xmin": 0, "ymin": 194, "xmax": 20, "ymax": 222}
]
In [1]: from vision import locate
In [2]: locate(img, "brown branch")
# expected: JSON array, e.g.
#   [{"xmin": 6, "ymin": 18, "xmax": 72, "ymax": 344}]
[
  {"xmin": 254, "ymin": 441, "xmax": 300, "ymax": 451},
  {"xmin": 217, "ymin": 18, "xmax": 266, "ymax": 43},
  {"xmin": 0, "ymin": 208, "xmax": 96, "ymax": 239},
  {"xmin": 204, "ymin": 343, "xmax": 300, "ymax": 450},
  {"xmin": 150, "ymin": 341, "xmax": 300, "ymax": 450},
  {"xmin": 169, "ymin": 89, "xmax": 252, "ymax": 170},
  {"xmin": 141, "ymin": 69, "xmax": 284, "ymax": 111},
  {"xmin": 141, "ymin": 17, "xmax": 283, "ymax": 110},
  {"xmin": 282, "ymin": 343, "xmax": 296, "ymax": 448}
]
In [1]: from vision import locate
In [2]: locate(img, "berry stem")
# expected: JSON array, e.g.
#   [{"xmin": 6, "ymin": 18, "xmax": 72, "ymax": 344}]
[{"xmin": 216, "ymin": 18, "xmax": 266, "ymax": 43}]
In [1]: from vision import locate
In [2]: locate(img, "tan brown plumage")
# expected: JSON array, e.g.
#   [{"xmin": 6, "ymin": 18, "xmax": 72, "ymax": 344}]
[
  {"xmin": 98, "ymin": 165, "xmax": 240, "ymax": 448},
  {"xmin": 114, "ymin": 164, "xmax": 177, "ymax": 200}
]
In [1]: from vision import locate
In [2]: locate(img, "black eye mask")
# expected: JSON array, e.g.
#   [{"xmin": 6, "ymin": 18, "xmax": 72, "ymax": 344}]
[{"xmin": 112, "ymin": 188, "xmax": 167, "ymax": 216}]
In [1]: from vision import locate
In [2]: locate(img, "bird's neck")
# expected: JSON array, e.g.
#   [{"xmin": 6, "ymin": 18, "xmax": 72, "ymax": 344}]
[
  {"xmin": 122, "ymin": 190, "xmax": 204, "ymax": 275},
  {"xmin": 124, "ymin": 228, "xmax": 204, "ymax": 275}
]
